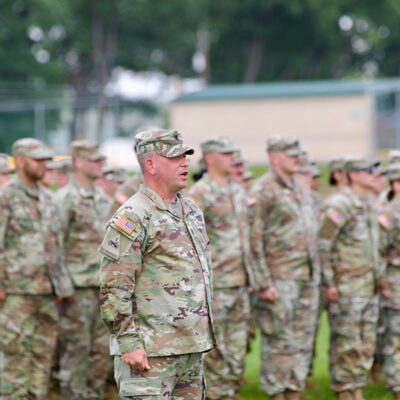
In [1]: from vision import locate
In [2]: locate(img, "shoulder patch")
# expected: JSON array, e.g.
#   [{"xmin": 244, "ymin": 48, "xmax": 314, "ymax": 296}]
[
  {"xmin": 327, "ymin": 209, "xmax": 344, "ymax": 226},
  {"xmin": 114, "ymin": 216, "xmax": 136, "ymax": 234},
  {"xmin": 378, "ymin": 213, "xmax": 391, "ymax": 229},
  {"xmin": 116, "ymin": 193, "xmax": 129, "ymax": 205}
]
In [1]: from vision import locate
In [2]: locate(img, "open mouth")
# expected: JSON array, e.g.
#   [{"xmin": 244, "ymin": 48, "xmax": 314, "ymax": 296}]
[{"xmin": 180, "ymin": 171, "xmax": 188, "ymax": 178}]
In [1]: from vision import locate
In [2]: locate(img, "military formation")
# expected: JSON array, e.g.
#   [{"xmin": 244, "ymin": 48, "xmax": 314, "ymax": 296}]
[{"xmin": 1, "ymin": 129, "xmax": 400, "ymax": 400}]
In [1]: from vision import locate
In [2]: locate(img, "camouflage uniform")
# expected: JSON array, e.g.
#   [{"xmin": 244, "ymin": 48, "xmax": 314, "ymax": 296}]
[
  {"xmin": 0, "ymin": 153, "xmax": 14, "ymax": 186},
  {"xmin": 250, "ymin": 136, "xmax": 320, "ymax": 397},
  {"xmin": 188, "ymin": 137, "xmax": 253, "ymax": 399},
  {"xmin": 56, "ymin": 141, "xmax": 111, "ymax": 400},
  {"xmin": 99, "ymin": 129, "xmax": 216, "ymax": 400},
  {"xmin": 319, "ymin": 157, "xmax": 383, "ymax": 393},
  {"xmin": 0, "ymin": 138, "xmax": 74, "ymax": 400},
  {"xmin": 378, "ymin": 164, "xmax": 400, "ymax": 394},
  {"xmin": 109, "ymin": 174, "xmax": 143, "ymax": 216}
]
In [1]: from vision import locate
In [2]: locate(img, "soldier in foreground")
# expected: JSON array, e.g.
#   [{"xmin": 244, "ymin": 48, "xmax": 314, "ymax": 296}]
[
  {"xmin": 250, "ymin": 135, "xmax": 320, "ymax": 400},
  {"xmin": 319, "ymin": 156, "xmax": 389, "ymax": 400},
  {"xmin": 99, "ymin": 128, "xmax": 216, "ymax": 399},
  {"xmin": 56, "ymin": 140, "xmax": 111, "ymax": 400},
  {"xmin": 0, "ymin": 138, "xmax": 74, "ymax": 400},
  {"xmin": 0, "ymin": 153, "xmax": 13, "ymax": 186},
  {"xmin": 189, "ymin": 137, "xmax": 253, "ymax": 400}
]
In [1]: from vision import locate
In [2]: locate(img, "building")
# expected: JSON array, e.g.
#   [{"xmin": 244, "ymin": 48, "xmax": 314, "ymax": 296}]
[{"xmin": 170, "ymin": 78, "xmax": 400, "ymax": 163}]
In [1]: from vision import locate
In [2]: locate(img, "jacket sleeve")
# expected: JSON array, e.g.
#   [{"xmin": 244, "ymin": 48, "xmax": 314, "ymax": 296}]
[
  {"xmin": 0, "ymin": 192, "xmax": 9, "ymax": 290},
  {"xmin": 99, "ymin": 215, "xmax": 144, "ymax": 354}
]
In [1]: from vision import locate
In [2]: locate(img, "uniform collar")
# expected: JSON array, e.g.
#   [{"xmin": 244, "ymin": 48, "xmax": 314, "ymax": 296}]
[
  {"xmin": 15, "ymin": 175, "xmax": 40, "ymax": 199},
  {"xmin": 72, "ymin": 178, "xmax": 95, "ymax": 198},
  {"xmin": 140, "ymin": 184, "xmax": 196, "ymax": 217},
  {"xmin": 344, "ymin": 186, "xmax": 365, "ymax": 208},
  {"xmin": 271, "ymin": 170, "xmax": 295, "ymax": 190}
]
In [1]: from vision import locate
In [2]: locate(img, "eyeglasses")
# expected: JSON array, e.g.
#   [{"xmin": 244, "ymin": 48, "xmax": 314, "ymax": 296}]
[{"xmin": 353, "ymin": 166, "xmax": 377, "ymax": 174}]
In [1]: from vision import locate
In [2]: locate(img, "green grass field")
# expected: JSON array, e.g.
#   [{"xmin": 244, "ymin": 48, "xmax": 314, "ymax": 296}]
[{"xmin": 239, "ymin": 312, "xmax": 391, "ymax": 400}]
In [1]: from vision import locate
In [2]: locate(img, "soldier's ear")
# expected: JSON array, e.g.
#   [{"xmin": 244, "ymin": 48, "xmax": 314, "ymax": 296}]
[{"xmin": 144, "ymin": 157, "xmax": 156, "ymax": 176}]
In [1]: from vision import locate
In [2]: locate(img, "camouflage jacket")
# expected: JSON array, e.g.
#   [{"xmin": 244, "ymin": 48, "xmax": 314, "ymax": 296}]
[
  {"xmin": 188, "ymin": 174, "xmax": 254, "ymax": 288},
  {"xmin": 378, "ymin": 197, "xmax": 400, "ymax": 308},
  {"xmin": 0, "ymin": 176, "xmax": 74, "ymax": 296},
  {"xmin": 109, "ymin": 174, "xmax": 143, "ymax": 216},
  {"xmin": 56, "ymin": 179, "xmax": 110, "ymax": 288},
  {"xmin": 319, "ymin": 187, "xmax": 383, "ymax": 297},
  {"xmin": 249, "ymin": 172, "xmax": 319, "ymax": 290},
  {"xmin": 99, "ymin": 184, "xmax": 216, "ymax": 357}
]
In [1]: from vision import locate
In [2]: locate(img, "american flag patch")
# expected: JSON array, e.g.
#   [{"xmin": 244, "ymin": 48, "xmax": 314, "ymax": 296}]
[
  {"xmin": 114, "ymin": 216, "xmax": 136, "ymax": 234},
  {"xmin": 328, "ymin": 209, "xmax": 343, "ymax": 225}
]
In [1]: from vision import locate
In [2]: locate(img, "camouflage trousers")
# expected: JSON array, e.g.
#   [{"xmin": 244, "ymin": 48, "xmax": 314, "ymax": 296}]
[
  {"xmin": 374, "ymin": 296, "xmax": 385, "ymax": 364},
  {"xmin": 115, "ymin": 352, "xmax": 205, "ymax": 399},
  {"xmin": 204, "ymin": 286, "xmax": 250, "ymax": 399},
  {"xmin": 383, "ymin": 308, "xmax": 400, "ymax": 392},
  {"xmin": 328, "ymin": 295, "xmax": 379, "ymax": 392},
  {"xmin": 256, "ymin": 279, "xmax": 319, "ymax": 396},
  {"xmin": 58, "ymin": 287, "xmax": 110, "ymax": 400},
  {"xmin": 0, "ymin": 294, "xmax": 58, "ymax": 399}
]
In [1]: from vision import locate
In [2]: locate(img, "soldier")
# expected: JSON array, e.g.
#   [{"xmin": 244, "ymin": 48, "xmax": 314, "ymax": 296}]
[
  {"xmin": 0, "ymin": 138, "xmax": 74, "ymax": 400},
  {"xmin": 230, "ymin": 150, "xmax": 245, "ymax": 184},
  {"xmin": 250, "ymin": 135, "xmax": 320, "ymax": 400},
  {"xmin": 95, "ymin": 166, "xmax": 129, "ymax": 200},
  {"xmin": 0, "ymin": 153, "xmax": 13, "ymax": 186},
  {"xmin": 109, "ymin": 173, "xmax": 143, "ymax": 215},
  {"xmin": 98, "ymin": 128, "xmax": 216, "ymax": 399},
  {"xmin": 188, "ymin": 137, "xmax": 253, "ymax": 400},
  {"xmin": 56, "ymin": 140, "xmax": 111, "ymax": 400},
  {"xmin": 328, "ymin": 157, "xmax": 349, "ymax": 194},
  {"xmin": 319, "ymin": 156, "xmax": 389, "ymax": 400},
  {"xmin": 378, "ymin": 163, "xmax": 400, "ymax": 400},
  {"xmin": 40, "ymin": 160, "xmax": 61, "ymax": 189}
]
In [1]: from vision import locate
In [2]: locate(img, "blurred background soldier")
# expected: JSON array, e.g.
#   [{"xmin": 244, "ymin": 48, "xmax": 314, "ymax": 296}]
[
  {"xmin": 241, "ymin": 162, "xmax": 255, "ymax": 192},
  {"xmin": 250, "ymin": 135, "xmax": 320, "ymax": 400},
  {"xmin": 0, "ymin": 138, "xmax": 74, "ymax": 400},
  {"xmin": 40, "ymin": 160, "xmax": 61, "ymax": 189},
  {"xmin": 56, "ymin": 140, "xmax": 111, "ymax": 400},
  {"xmin": 99, "ymin": 128, "xmax": 215, "ymax": 399},
  {"xmin": 109, "ymin": 172, "xmax": 142, "ymax": 215},
  {"xmin": 95, "ymin": 166, "xmax": 129, "ymax": 200},
  {"xmin": 328, "ymin": 157, "xmax": 349, "ymax": 194},
  {"xmin": 378, "ymin": 163, "xmax": 400, "ymax": 400},
  {"xmin": 230, "ymin": 150, "xmax": 245, "ymax": 185},
  {"xmin": 0, "ymin": 153, "xmax": 14, "ymax": 186},
  {"xmin": 319, "ymin": 156, "xmax": 389, "ymax": 400},
  {"xmin": 189, "ymin": 137, "xmax": 253, "ymax": 400}
]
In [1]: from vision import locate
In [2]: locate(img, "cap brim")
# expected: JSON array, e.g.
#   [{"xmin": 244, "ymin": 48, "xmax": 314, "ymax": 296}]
[
  {"xmin": 162, "ymin": 144, "xmax": 195, "ymax": 158},
  {"xmin": 285, "ymin": 148, "xmax": 302, "ymax": 156},
  {"xmin": 30, "ymin": 151, "xmax": 54, "ymax": 160}
]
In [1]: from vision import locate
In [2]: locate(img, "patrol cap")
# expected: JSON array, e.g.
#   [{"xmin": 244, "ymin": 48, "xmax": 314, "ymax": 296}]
[
  {"xmin": 200, "ymin": 136, "xmax": 237, "ymax": 154},
  {"xmin": 243, "ymin": 162, "xmax": 254, "ymax": 180},
  {"xmin": 384, "ymin": 163, "xmax": 400, "ymax": 181},
  {"xmin": 135, "ymin": 128, "xmax": 194, "ymax": 158},
  {"xmin": 345, "ymin": 155, "xmax": 380, "ymax": 172},
  {"xmin": 389, "ymin": 150, "xmax": 400, "ymax": 164},
  {"xmin": 46, "ymin": 160, "xmax": 64, "ymax": 170},
  {"xmin": 0, "ymin": 153, "xmax": 14, "ymax": 174},
  {"xmin": 103, "ymin": 166, "xmax": 129, "ymax": 183},
  {"xmin": 12, "ymin": 138, "xmax": 54, "ymax": 160},
  {"xmin": 233, "ymin": 150, "xmax": 244, "ymax": 165},
  {"xmin": 297, "ymin": 152, "xmax": 313, "ymax": 174},
  {"xmin": 71, "ymin": 140, "xmax": 105, "ymax": 161},
  {"xmin": 329, "ymin": 157, "xmax": 347, "ymax": 172},
  {"xmin": 266, "ymin": 134, "xmax": 302, "ymax": 156}
]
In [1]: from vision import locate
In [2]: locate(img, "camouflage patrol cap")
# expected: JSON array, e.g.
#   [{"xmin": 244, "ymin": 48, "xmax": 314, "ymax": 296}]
[
  {"xmin": 0, "ymin": 153, "xmax": 14, "ymax": 174},
  {"xmin": 200, "ymin": 136, "xmax": 237, "ymax": 154},
  {"xmin": 134, "ymin": 128, "xmax": 194, "ymax": 158},
  {"xmin": 266, "ymin": 134, "xmax": 302, "ymax": 156},
  {"xmin": 389, "ymin": 150, "xmax": 400, "ymax": 164},
  {"xmin": 12, "ymin": 138, "xmax": 54, "ymax": 160},
  {"xmin": 345, "ymin": 155, "xmax": 380, "ymax": 172},
  {"xmin": 329, "ymin": 157, "xmax": 348, "ymax": 172},
  {"xmin": 297, "ymin": 152, "xmax": 313, "ymax": 174},
  {"xmin": 103, "ymin": 166, "xmax": 129, "ymax": 183},
  {"xmin": 71, "ymin": 140, "xmax": 105, "ymax": 161},
  {"xmin": 385, "ymin": 163, "xmax": 400, "ymax": 181},
  {"xmin": 243, "ymin": 162, "xmax": 254, "ymax": 180}
]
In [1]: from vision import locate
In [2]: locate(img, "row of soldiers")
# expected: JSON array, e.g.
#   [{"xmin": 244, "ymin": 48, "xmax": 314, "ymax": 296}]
[{"xmin": 0, "ymin": 130, "xmax": 400, "ymax": 400}]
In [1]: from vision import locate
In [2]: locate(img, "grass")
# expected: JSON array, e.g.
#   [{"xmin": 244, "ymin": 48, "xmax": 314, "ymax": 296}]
[{"xmin": 239, "ymin": 312, "xmax": 391, "ymax": 400}]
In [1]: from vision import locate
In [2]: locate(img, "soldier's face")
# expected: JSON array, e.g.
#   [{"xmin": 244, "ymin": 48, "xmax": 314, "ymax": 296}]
[
  {"xmin": 353, "ymin": 167, "xmax": 378, "ymax": 190},
  {"xmin": 231, "ymin": 163, "xmax": 244, "ymax": 183},
  {"xmin": 279, "ymin": 153, "xmax": 300, "ymax": 174},
  {"xmin": 213, "ymin": 151, "xmax": 235, "ymax": 176},
  {"xmin": 0, "ymin": 173, "xmax": 10, "ymax": 186},
  {"xmin": 80, "ymin": 158, "xmax": 104, "ymax": 180},
  {"xmin": 155, "ymin": 153, "xmax": 189, "ymax": 192},
  {"xmin": 21, "ymin": 156, "xmax": 47, "ymax": 181}
]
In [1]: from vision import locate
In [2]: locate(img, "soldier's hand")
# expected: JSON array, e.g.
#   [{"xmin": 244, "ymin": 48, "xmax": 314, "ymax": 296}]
[
  {"xmin": 0, "ymin": 289, "xmax": 6, "ymax": 307},
  {"xmin": 122, "ymin": 349, "xmax": 150, "ymax": 371},
  {"xmin": 381, "ymin": 287, "xmax": 391, "ymax": 299},
  {"xmin": 258, "ymin": 286, "xmax": 278, "ymax": 302},
  {"xmin": 324, "ymin": 286, "xmax": 339, "ymax": 302}
]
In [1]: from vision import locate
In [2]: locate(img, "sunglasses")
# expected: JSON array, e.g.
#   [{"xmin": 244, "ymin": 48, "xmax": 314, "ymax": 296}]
[{"xmin": 353, "ymin": 166, "xmax": 377, "ymax": 174}]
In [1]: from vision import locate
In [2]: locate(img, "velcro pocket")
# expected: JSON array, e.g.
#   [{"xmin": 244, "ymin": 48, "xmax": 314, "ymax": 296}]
[{"xmin": 120, "ymin": 376, "xmax": 162, "ymax": 397}]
